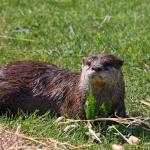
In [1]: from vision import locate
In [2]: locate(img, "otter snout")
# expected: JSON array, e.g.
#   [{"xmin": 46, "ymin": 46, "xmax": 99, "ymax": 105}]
[
  {"xmin": 91, "ymin": 66, "xmax": 103, "ymax": 72},
  {"xmin": 91, "ymin": 64, "xmax": 109, "ymax": 72}
]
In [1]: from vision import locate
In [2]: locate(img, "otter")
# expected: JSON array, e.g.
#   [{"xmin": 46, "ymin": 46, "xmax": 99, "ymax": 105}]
[{"xmin": 0, "ymin": 54, "xmax": 126, "ymax": 118}]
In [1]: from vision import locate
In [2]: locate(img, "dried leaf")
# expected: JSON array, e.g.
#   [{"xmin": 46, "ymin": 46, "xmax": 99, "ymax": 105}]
[
  {"xmin": 128, "ymin": 136, "xmax": 140, "ymax": 145},
  {"xmin": 57, "ymin": 119, "xmax": 75, "ymax": 127},
  {"xmin": 88, "ymin": 128, "xmax": 101, "ymax": 143},
  {"xmin": 64, "ymin": 124, "xmax": 78, "ymax": 133},
  {"xmin": 140, "ymin": 100, "xmax": 150, "ymax": 107},
  {"xmin": 112, "ymin": 144, "xmax": 125, "ymax": 150},
  {"xmin": 55, "ymin": 116, "xmax": 64, "ymax": 123}
]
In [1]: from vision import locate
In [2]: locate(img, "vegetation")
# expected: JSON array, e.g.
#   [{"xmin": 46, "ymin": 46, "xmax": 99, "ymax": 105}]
[
  {"xmin": 0, "ymin": 0, "xmax": 150, "ymax": 149},
  {"xmin": 85, "ymin": 90, "xmax": 112, "ymax": 119}
]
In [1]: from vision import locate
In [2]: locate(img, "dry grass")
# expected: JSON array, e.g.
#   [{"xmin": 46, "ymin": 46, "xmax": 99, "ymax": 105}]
[
  {"xmin": 0, "ymin": 124, "xmax": 92, "ymax": 150},
  {"xmin": 1, "ymin": 116, "xmax": 149, "ymax": 150}
]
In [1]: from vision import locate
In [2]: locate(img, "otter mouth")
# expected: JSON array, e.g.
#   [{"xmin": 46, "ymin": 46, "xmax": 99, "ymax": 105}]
[
  {"xmin": 88, "ymin": 70, "xmax": 108, "ymax": 83},
  {"xmin": 89, "ymin": 72, "xmax": 104, "ymax": 81}
]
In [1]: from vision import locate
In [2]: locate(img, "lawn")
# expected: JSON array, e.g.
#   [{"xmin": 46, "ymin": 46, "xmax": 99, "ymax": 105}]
[{"xmin": 0, "ymin": 0, "xmax": 150, "ymax": 149}]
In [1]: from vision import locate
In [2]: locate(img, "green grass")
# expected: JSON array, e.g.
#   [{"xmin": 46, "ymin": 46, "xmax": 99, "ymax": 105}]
[{"xmin": 0, "ymin": 0, "xmax": 150, "ymax": 149}]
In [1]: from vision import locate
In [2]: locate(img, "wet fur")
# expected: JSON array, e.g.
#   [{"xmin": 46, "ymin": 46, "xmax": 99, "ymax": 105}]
[{"xmin": 0, "ymin": 61, "xmax": 85, "ymax": 118}]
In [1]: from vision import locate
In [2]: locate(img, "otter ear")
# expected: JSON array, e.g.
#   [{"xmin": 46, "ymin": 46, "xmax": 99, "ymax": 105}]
[
  {"xmin": 117, "ymin": 59, "xmax": 124, "ymax": 68},
  {"xmin": 81, "ymin": 57, "xmax": 86, "ymax": 65}
]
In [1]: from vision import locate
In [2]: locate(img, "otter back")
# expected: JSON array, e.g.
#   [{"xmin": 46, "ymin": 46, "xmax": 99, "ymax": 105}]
[{"xmin": 0, "ymin": 61, "xmax": 85, "ymax": 118}]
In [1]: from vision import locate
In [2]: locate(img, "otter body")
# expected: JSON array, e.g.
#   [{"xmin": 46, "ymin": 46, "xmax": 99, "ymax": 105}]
[{"xmin": 0, "ymin": 54, "xmax": 126, "ymax": 118}]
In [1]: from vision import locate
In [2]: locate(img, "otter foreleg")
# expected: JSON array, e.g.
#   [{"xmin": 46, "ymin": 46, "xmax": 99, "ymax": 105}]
[{"xmin": 108, "ymin": 100, "xmax": 126, "ymax": 118}]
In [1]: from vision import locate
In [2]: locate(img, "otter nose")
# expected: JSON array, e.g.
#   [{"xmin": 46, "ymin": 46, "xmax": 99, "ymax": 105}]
[{"xmin": 91, "ymin": 66, "xmax": 102, "ymax": 72}]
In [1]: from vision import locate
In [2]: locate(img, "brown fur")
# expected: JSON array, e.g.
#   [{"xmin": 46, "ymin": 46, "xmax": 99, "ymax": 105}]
[{"xmin": 0, "ymin": 54, "xmax": 126, "ymax": 118}]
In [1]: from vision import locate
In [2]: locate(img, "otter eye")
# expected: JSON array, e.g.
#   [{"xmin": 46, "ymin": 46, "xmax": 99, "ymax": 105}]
[{"xmin": 104, "ymin": 62, "xmax": 114, "ymax": 67}]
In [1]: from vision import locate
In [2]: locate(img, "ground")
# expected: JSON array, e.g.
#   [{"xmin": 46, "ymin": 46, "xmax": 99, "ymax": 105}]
[{"xmin": 0, "ymin": 0, "xmax": 150, "ymax": 149}]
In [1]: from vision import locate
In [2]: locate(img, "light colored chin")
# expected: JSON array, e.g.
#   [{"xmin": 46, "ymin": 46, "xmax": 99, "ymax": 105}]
[
  {"xmin": 88, "ymin": 72, "xmax": 104, "ymax": 80},
  {"xmin": 89, "ymin": 75, "xmax": 107, "ymax": 89},
  {"xmin": 89, "ymin": 75, "xmax": 104, "ymax": 82},
  {"xmin": 88, "ymin": 72, "xmax": 113, "ymax": 86}
]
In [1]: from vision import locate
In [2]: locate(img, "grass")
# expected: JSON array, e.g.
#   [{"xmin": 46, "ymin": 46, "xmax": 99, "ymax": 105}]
[{"xmin": 0, "ymin": 0, "xmax": 150, "ymax": 149}]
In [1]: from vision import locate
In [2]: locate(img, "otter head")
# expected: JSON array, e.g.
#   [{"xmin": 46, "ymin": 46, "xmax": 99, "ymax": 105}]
[{"xmin": 80, "ymin": 54, "xmax": 124, "ymax": 90}]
